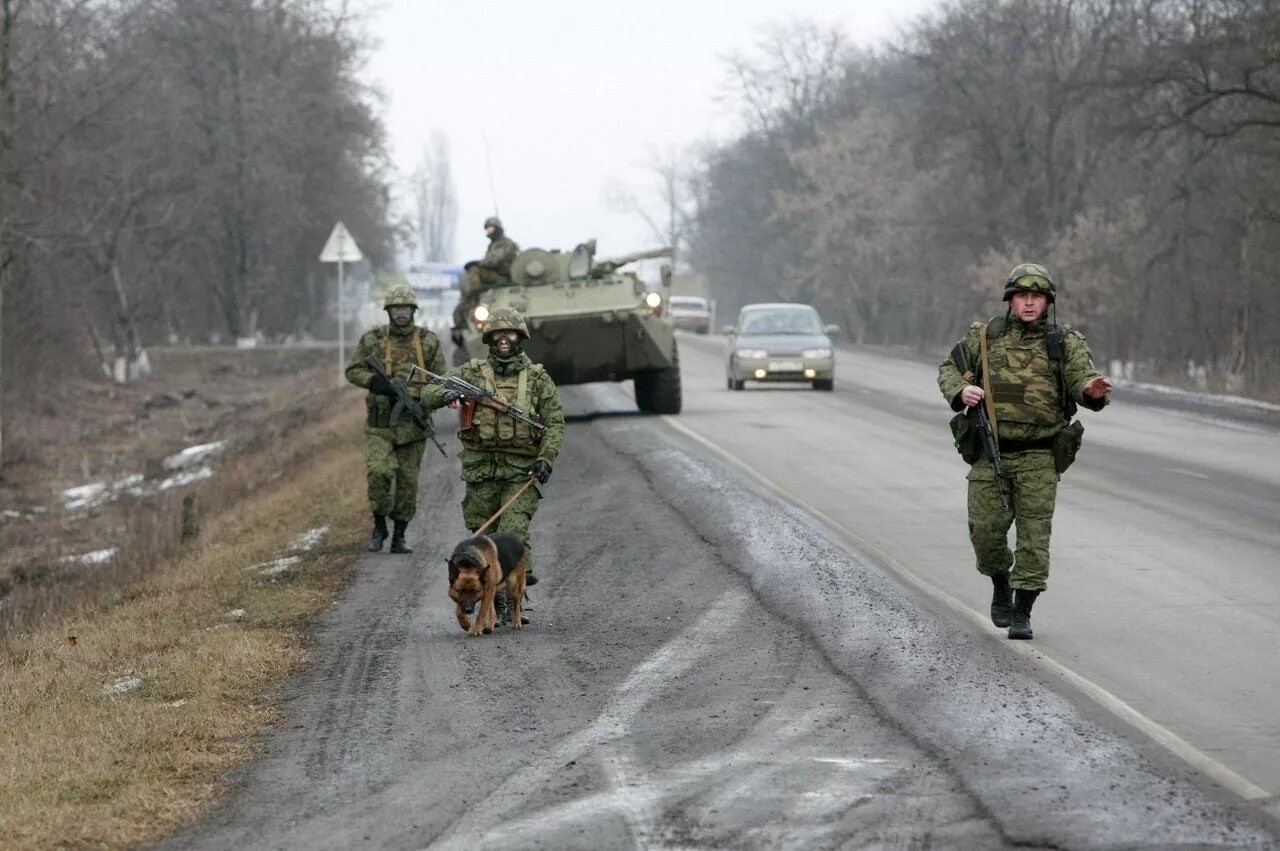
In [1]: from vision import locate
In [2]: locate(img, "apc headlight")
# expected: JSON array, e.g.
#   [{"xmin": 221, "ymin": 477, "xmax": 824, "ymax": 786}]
[
  {"xmin": 803, "ymin": 348, "xmax": 833, "ymax": 359},
  {"xmin": 737, "ymin": 348, "xmax": 769, "ymax": 359},
  {"xmin": 644, "ymin": 291, "xmax": 663, "ymax": 309},
  {"xmin": 472, "ymin": 304, "xmax": 490, "ymax": 323}
]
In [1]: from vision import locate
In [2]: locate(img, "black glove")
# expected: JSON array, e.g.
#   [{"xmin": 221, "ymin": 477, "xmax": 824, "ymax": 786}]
[
  {"xmin": 531, "ymin": 459, "xmax": 552, "ymax": 484},
  {"xmin": 368, "ymin": 374, "xmax": 396, "ymax": 396},
  {"xmin": 440, "ymin": 388, "xmax": 463, "ymax": 405}
]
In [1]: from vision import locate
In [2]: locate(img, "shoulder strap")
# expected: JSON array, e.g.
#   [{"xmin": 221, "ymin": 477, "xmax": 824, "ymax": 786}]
[
  {"xmin": 382, "ymin": 327, "xmax": 392, "ymax": 372},
  {"xmin": 978, "ymin": 323, "xmax": 999, "ymax": 443},
  {"xmin": 412, "ymin": 328, "xmax": 425, "ymax": 369}
]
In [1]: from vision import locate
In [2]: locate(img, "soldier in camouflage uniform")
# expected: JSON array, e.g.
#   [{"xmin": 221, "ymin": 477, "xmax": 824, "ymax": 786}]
[
  {"xmin": 346, "ymin": 285, "xmax": 446, "ymax": 554},
  {"xmin": 451, "ymin": 216, "xmax": 520, "ymax": 346},
  {"xmin": 938, "ymin": 264, "xmax": 1112, "ymax": 639},
  {"xmin": 423, "ymin": 307, "xmax": 564, "ymax": 625}
]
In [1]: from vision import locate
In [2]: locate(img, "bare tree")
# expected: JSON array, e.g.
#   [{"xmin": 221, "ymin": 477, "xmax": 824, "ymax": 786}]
[
  {"xmin": 411, "ymin": 129, "xmax": 458, "ymax": 263},
  {"xmin": 605, "ymin": 145, "xmax": 694, "ymax": 261}
]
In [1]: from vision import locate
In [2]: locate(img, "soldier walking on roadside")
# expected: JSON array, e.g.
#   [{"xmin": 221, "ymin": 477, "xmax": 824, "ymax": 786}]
[
  {"xmin": 451, "ymin": 216, "xmax": 519, "ymax": 346},
  {"xmin": 346, "ymin": 286, "xmax": 446, "ymax": 554},
  {"xmin": 937, "ymin": 264, "xmax": 1112, "ymax": 639},
  {"xmin": 423, "ymin": 307, "xmax": 564, "ymax": 626}
]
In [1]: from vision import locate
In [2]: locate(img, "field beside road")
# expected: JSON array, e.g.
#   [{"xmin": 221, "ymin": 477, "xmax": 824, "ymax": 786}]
[{"xmin": 0, "ymin": 348, "xmax": 369, "ymax": 849}]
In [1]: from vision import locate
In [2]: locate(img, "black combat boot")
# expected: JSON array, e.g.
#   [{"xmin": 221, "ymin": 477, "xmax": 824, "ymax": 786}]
[
  {"xmin": 389, "ymin": 520, "xmax": 413, "ymax": 554},
  {"xmin": 1007, "ymin": 589, "xmax": 1040, "ymax": 640},
  {"xmin": 990, "ymin": 570, "xmax": 1014, "ymax": 628},
  {"xmin": 367, "ymin": 515, "xmax": 389, "ymax": 552}
]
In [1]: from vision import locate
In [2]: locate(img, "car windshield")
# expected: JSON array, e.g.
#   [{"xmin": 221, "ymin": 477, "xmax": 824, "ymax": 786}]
[{"xmin": 739, "ymin": 309, "xmax": 822, "ymax": 336}]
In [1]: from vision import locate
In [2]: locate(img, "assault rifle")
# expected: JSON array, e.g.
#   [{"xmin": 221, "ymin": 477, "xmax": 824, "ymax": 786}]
[
  {"xmin": 951, "ymin": 342, "xmax": 1009, "ymax": 512},
  {"xmin": 364, "ymin": 355, "xmax": 447, "ymax": 457},
  {"xmin": 409, "ymin": 365, "xmax": 545, "ymax": 432}
]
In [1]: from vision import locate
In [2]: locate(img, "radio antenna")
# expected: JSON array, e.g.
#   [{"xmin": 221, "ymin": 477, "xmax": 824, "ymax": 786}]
[{"xmin": 482, "ymin": 130, "xmax": 500, "ymax": 217}]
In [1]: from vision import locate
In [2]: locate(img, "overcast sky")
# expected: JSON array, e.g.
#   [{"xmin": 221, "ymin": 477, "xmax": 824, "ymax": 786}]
[{"xmin": 361, "ymin": 0, "xmax": 939, "ymax": 267}]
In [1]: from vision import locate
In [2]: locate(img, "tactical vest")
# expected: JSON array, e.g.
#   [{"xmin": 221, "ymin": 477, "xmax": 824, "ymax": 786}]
[
  {"xmin": 457, "ymin": 359, "xmax": 542, "ymax": 456},
  {"xmin": 985, "ymin": 320, "xmax": 1065, "ymax": 428},
  {"xmin": 366, "ymin": 327, "xmax": 427, "ymax": 431}
]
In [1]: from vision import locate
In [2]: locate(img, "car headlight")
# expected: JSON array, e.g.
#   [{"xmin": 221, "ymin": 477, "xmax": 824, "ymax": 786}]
[
  {"xmin": 736, "ymin": 348, "xmax": 769, "ymax": 359},
  {"xmin": 803, "ymin": 348, "xmax": 832, "ymax": 359},
  {"xmin": 472, "ymin": 304, "xmax": 490, "ymax": 323}
]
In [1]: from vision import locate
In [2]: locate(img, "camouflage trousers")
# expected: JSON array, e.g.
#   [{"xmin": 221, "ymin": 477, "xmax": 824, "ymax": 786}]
[
  {"xmin": 966, "ymin": 450, "xmax": 1059, "ymax": 591},
  {"xmin": 461, "ymin": 479, "xmax": 542, "ymax": 578},
  {"xmin": 364, "ymin": 432, "xmax": 427, "ymax": 523}
]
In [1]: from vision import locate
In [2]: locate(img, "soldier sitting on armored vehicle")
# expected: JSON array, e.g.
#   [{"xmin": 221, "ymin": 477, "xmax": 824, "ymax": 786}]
[{"xmin": 452, "ymin": 216, "xmax": 519, "ymax": 344}]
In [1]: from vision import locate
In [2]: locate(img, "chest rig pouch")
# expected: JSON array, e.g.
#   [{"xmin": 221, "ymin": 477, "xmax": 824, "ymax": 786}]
[{"xmin": 458, "ymin": 360, "xmax": 542, "ymax": 456}]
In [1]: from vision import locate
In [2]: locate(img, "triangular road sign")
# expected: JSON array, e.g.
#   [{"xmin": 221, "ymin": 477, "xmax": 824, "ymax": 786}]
[{"xmin": 319, "ymin": 221, "xmax": 363, "ymax": 263}]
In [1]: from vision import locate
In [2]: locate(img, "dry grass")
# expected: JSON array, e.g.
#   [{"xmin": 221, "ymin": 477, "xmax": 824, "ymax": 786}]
[{"xmin": 0, "ymin": 397, "xmax": 368, "ymax": 849}]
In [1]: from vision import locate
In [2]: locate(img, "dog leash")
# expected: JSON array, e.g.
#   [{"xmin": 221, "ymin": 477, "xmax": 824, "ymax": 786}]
[{"xmin": 474, "ymin": 476, "xmax": 535, "ymax": 536}]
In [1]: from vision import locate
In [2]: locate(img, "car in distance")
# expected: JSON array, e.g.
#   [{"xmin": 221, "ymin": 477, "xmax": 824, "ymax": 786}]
[
  {"xmin": 668, "ymin": 295, "xmax": 714, "ymax": 334},
  {"xmin": 724, "ymin": 303, "xmax": 838, "ymax": 391}
]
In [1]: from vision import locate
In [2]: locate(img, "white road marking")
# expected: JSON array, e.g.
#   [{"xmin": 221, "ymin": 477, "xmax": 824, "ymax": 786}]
[
  {"xmin": 661, "ymin": 415, "xmax": 1274, "ymax": 804},
  {"xmin": 1167, "ymin": 468, "xmax": 1211, "ymax": 480},
  {"xmin": 428, "ymin": 590, "xmax": 751, "ymax": 849}
]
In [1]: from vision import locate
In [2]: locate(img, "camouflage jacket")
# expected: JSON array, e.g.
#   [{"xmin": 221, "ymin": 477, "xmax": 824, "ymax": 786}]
[
  {"xmin": 422, "ymin": 354, "xmax": 565, "ymax": 483},
  {"xmin": 345, "ymin": 323, "xmax": 446, "ymax": 444},
  {"xmin": 938, "ymin": 316, "xmax": 1107, "ymax": 443},
  {"xmin": 478, "ymin": 234, "xmax": 519, "ymax": 278}
]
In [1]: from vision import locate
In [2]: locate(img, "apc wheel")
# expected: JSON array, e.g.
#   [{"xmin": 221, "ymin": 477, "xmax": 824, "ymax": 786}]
[
  {"xmin": 813, "ymin": 378, "xmax": 834, "ymax": 391},
  {"xmin": 635, "ymin": 343, "xmax": 682, "ymax": 414},
  {"xmin": 727, "ymin": 375, "xmax": 744, "ymax": 391},
  {"xmin": 450, "ymin": 345, "xmax": 468, "ymax": 368}
]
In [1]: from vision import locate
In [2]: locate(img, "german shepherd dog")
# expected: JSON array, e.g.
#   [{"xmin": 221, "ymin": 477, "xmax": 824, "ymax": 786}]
[{"xmin": 446, "ymin": 532, "xmax": 527, "ymax": 636}]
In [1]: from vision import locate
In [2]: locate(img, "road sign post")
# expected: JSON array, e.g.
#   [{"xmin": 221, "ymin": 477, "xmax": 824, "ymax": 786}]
[{"xmin": 319, "ymin": 221, "xmax": 364, "ymax": 383}]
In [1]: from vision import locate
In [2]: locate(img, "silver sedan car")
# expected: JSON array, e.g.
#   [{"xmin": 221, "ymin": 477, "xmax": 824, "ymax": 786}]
[{"xmin": 725, "ymin": 303, "xmax": 838, "ymax": 391}]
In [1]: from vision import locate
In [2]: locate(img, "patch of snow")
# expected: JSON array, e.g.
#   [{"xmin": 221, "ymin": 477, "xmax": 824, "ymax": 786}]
[
  {"xmin": 156, "ymin": 466, "xmax": 214, "ymax": 491},
  {"xmin": 102, "ymin": 674, "xmax": 143, "ymax": 695},
  {"xmin": 166, "ymin": 699, "xmax": 188, "ymax": 708},
  {"xmin": 62, "ymin": 473, "xmax": 147, "ymax": 511},
  {"xmin": 288, "ymin": 526, "xmax": 330, "ymax": 552},
  {"xmin": 163, "ymin": 441, "xmax": 226, "ymax": 471},
  {"xmin": 228, "ymin": 608, "xmax": 247, "ymax": 619},
  {"xmin": 1116, "ymin": 379, "xmax": 1280, "ymax": 413},
  {"xmin": 62, "ymin": 482, "xmax": 108, "ymax": 511},
  {"xmin": 60, "ymin": 548, "xmax": 118, "ymax": 566},
  {"xmin": 255, "ymin": 556, "xmax": 302, "ymax": 578}
]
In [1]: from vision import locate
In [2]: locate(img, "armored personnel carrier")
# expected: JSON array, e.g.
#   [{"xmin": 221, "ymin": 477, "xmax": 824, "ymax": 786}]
[{"xmin": 456, "ymin": 240, "xmax": 682, "ymax": 414}]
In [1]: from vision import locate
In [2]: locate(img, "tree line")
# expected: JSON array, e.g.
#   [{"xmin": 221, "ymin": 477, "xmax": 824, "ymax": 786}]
[
  {"xmin": 0, "ymin": 0, "xmax": 396, "ymax": 469},
  {"xmin": 687, "ymin": 0, "xmax": 1280, "ymax": 396}
]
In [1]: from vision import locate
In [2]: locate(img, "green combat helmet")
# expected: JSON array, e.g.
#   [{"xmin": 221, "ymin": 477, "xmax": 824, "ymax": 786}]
[
  {"xmin": 483, "ymin": 215, "xmax": 503, "ymax": 232},
  {"xmin": 384, "ymin": 285, "xmax": 418, "ymax": 309},
  {"xmin": 481, "ymin": 307, "xmax": 529, "ymax": 342},
  {"xmin": 1003, "ymin": 263, "xmax": 1056, "ymax": 303}
]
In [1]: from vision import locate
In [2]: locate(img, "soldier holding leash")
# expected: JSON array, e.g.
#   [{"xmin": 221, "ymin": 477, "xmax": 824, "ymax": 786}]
[{"xmin": 422, "ymin": 307, "xmax": 564, "ymax": 626}]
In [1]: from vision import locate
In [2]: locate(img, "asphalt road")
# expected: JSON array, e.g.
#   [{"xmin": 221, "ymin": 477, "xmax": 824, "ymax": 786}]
[{"xmin": 162, "ymin": 337, "xmax": 1280, "ymax": 849}]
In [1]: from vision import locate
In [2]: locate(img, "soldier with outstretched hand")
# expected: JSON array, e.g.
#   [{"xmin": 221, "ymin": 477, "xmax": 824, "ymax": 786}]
[
  {"xmin": 345, "ymin": 285, "xmax": 446, "ymax": 554},
  {"xmin": 937, "ymin": 264, "xmax": 1111, "ymax": 640},
  {"xmin": 451, "ymin": 216, "xmax": 519, "ymax": 345},
  {"xmin": 423, "ymin": 307, "xmax": 564, "ymax": 627}
]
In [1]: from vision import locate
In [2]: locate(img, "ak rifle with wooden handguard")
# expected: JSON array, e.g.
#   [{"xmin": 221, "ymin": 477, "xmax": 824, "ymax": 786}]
[
  {"xmin": 409, "ymin": 366, "xmax": 546, "ymax": 432},
  {"xmin": 950, "ymin": 342, "xmax": 1010, "ymax": 512}
]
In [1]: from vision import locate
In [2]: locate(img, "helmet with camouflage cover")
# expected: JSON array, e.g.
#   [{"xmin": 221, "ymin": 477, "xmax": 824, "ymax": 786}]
[
  {"xmin": 481, "ymin": 306, "xmax": 529, "ymax": 342},
  {"xmin": 483, "ymin": 215, "xmax": 503, "ymax": 232},
  {"xmin": 1002, "ymin": 262, "xmax": 1056, "ymax": 303},
  {"xmin": 383, "ymin": 285, "xmax": 418, "ymax": 309}
]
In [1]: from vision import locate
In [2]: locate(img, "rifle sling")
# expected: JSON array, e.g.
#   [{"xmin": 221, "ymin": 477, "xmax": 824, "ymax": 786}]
[{"xmin": 978, "ymin": 323, "xmax": 999, "ymax": 444}]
